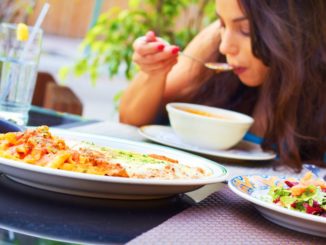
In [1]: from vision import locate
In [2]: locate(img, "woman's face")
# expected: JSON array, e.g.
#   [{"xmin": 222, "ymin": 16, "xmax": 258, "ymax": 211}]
[{"xmin": 216, "ymin": 0, "xmax": 269, "ymax": 87}]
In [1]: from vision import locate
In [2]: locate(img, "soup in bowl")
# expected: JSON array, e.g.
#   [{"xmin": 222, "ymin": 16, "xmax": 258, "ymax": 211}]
[{"xmin": 166, "ymin": 103, "xmax": 254, "ymax": 150}]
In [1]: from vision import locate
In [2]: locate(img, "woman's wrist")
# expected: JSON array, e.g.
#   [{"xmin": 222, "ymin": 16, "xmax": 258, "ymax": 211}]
[{"xmin": 141, "ymin": 69, "xmax": 170, "ymax": 80}]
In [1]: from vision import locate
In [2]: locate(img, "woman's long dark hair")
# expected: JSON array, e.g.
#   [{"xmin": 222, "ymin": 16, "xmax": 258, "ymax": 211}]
[{"xmin": 193, "ymin": 0, "xmax": 326, "ymax": 171}]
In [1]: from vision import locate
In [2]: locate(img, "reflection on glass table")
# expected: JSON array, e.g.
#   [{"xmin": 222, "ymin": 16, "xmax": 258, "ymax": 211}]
[{"xmin": 0, "ymin": 228, "xmax": 77, "ymax": 245}]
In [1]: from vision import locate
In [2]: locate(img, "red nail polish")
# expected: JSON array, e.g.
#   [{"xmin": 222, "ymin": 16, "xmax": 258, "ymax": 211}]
[
  {"xmin": 171, "ymin": 47, "xmax": 180, "ymax": 54},
  {"xmin": 157, "ymin": 44, "xmax": 165, "ymax": 51}
]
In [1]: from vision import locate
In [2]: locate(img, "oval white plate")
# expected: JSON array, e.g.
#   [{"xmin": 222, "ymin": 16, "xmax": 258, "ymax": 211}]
[
  {"xmin": 139, "ymin": 125, "xmax": 276, "ymax": 161},
  {"xmin": 228, "ymin": 175, "xmax": 326, "ymax": 237},
  {"xmin": 0, "ymin": 129, "xmax": 228, "ymax": 200}
]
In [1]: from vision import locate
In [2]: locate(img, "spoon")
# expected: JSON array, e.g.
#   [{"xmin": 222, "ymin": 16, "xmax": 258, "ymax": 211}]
[
  {"xmin": 204, "ymin": 62, "xmax": 234, "ymax": 72},
  {"xmin": 179, "ymin": 52, "xmax": 233, "ymax": 73}
]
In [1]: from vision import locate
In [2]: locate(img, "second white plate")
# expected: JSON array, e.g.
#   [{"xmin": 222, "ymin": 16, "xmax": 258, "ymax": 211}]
[
  {"xmin": 139, "ymin": 125, "xmax": 276, "ymax": 161},
  {"xmin": 228, "ymin": 175, "xmax": 326, "ymax": 237}
]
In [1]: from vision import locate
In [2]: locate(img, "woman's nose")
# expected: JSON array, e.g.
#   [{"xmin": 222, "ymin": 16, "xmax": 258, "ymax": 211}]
[{"xmin": 219, "ymin": 30, "xmax": 238, "ymax": 56}]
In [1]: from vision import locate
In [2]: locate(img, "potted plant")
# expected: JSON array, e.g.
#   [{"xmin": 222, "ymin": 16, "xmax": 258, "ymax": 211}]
[{"xmin": 59, "ymin": 0, "xmax": 216, "ymax": 84}]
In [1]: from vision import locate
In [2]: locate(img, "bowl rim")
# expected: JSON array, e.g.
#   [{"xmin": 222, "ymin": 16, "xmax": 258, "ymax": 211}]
[{"xmin": 166, "ymin": 102, "xmax": 254, "ymax": 125}]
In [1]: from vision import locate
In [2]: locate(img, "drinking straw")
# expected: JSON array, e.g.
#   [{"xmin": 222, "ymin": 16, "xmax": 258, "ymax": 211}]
[
  {"xmin": 0, "ymin": 3, "xmax": 50, "ymax": 100},
  {"xmin": 20, "ymin": 3, "xmax": 50, "ymax": 60}
]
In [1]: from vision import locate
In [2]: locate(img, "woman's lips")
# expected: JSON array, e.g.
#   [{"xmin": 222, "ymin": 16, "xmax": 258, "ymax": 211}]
[{"xmin": 233, "ymin": 67, "xmax": 247, "ymax": 75}]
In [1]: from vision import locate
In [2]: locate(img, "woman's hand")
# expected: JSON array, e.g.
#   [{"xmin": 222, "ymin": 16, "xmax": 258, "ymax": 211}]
[{"xmin": 132, "ymin": 31, "xmax": 180, "ymax": 75}]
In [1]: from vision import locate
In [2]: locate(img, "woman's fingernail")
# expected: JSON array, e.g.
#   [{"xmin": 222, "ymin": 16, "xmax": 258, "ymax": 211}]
[
  {"xmin": 171, "ymin": 47, "xmax": 180, "ymax": 54},
  {"xmin": 146, "ymin": 31, "xmax": 156, "ymax": 42},
  {"xmin": 148, "ymin": 30, "xmax": 155, "ymax": 36},
  {"xmin": 157, "ymin": 44, "xmax": 165, "ymax": 51}
]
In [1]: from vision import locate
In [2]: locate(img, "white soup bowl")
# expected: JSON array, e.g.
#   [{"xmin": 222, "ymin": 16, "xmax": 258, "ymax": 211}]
[{"xmin": 166, "ymin": 103, "xmax": 254, "ymax": 150}]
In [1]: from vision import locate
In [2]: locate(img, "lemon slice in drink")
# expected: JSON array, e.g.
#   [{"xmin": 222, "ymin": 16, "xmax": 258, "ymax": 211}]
[{"xmin": 16, "ymin": 23, "xmax": 29, "ymax": 42}]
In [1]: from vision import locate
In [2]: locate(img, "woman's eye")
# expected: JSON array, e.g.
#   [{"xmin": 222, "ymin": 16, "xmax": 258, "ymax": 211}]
[
  {"xmin": 240, "ymin": 28, "xmax": 250, "ymax": 36},
  {"xmin": 239, "ymin": 23, "xmax": 250, "ymax": 36}
]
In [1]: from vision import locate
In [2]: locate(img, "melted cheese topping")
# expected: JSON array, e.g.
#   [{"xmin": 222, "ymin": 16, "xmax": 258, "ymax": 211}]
[{"xmin": 68, "ymin": 141, "xmax": 209, "ymax": 179}]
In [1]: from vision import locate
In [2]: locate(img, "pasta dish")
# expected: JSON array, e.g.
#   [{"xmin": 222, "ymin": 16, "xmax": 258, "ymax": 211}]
[{"xmin": 0, "ymin": 126, "xmax": 209, "ymax": 180}]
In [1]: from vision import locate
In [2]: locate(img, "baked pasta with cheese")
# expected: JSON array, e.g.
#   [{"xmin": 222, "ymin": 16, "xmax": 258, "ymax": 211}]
[{"xmin": 0, "ymin": 126, "xmax": 209, "ymax": 180}]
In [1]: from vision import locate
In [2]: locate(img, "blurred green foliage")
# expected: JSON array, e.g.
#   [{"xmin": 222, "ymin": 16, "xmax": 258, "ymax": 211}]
[{"xmin": 59, "ymin": 0, "xmax": 216, "ymax": 84}]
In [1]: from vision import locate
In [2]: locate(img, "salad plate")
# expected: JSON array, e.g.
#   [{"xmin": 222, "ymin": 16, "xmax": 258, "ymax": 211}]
[
  {"xmin": 228, "ymin": 174, "xmax": 326, "ymax": 237},
  {"xmin": 0, "ymin": 128, "xmax": 228, "ymax": 200},
  {"xmin": 139, "ymin": 125, "xmax": 276, "ymax": 161}
]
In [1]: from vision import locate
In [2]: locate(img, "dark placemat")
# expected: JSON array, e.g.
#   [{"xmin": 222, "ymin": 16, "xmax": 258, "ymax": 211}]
[{"xmin": 128, "ymin": 187, "xmax": 326, "ymax": 245}]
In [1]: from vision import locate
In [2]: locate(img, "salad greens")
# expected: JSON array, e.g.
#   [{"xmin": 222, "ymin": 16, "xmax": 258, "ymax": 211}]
[{"xmin": 269, "ymin": 172, "xmax": 326, "ymax": 217}]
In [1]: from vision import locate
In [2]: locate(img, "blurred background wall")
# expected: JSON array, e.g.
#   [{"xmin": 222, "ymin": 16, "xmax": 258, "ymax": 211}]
[{"xmin": 28, "ymin": 0, "xmax": 128, "ymax": 38}]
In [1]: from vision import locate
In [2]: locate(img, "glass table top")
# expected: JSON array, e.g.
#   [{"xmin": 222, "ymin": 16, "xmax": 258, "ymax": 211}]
[
  {"xmin": 0, "ymin": 173, "xmax": 193, "ymax": 244},
  {"xmin": 0, "ymin": 107, "xmax": 195, "ymax": 244}
]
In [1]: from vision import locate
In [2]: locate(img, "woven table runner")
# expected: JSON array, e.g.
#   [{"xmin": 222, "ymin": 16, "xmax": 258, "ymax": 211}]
[{"xmin": 128, "ymin": 187, "xmax": 326, "ymax": 245}]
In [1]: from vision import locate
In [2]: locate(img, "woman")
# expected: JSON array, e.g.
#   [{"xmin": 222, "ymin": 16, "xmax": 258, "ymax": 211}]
[{"xmin": 119, "ymin": 0, "xmax": 326, "ymax": 171}]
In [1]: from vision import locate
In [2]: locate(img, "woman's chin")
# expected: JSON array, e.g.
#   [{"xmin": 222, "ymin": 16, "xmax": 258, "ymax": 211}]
[{"xmin": 238, "ymin": 75, "xmax": 263, "ymax": 87}]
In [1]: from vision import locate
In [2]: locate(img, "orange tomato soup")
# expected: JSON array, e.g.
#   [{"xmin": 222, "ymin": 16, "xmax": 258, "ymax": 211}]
[{"xmin": 176, "ymin": 106, "xmax": 230, "ymax": 120}]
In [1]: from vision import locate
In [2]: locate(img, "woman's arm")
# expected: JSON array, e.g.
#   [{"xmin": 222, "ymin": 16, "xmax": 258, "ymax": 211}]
[
  {"xmin": 119, "ymin": 31, "xmax": 179, "ymax": 126},
  {"xmin": 119, "ymin": 71, "xmax": 169, "ymax": 126},
  {"xmin": 119, "ymin": 21, "xmax": 221, "ymax": 126},
  {"xmin": 164, "ymin": 20, "xmax": 221, "ymax": 102}
]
